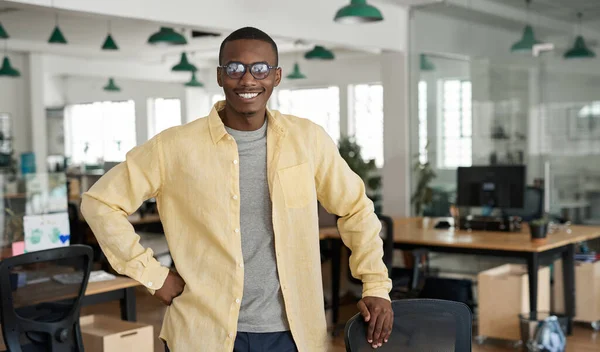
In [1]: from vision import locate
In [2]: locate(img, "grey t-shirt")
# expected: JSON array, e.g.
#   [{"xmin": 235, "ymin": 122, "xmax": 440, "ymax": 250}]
[{"xmin": 224, "ymin": 119, "xmax": 289, "ymax": 333}]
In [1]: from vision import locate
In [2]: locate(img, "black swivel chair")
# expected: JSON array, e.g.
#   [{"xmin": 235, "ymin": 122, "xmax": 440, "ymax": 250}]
[
  {"xmin": 0, "ymin": 245, "xmax": 93, "ymax": 352},
  {"xmin": 344, "ymin": 299, "xmax": 473, "ymax": 352}
]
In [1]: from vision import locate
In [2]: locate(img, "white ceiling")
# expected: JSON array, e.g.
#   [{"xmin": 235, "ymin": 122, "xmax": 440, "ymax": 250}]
[
  {"xmin": 0, "ymin": 3, "xmax": 352, "ymax": 66},
  {"xmin": 491, "ymin": 0, "xmax": 600, "ymax": 27},
  {"xmin": 421, "ymin": 0, "xmax": 600, "ymax": 49}
]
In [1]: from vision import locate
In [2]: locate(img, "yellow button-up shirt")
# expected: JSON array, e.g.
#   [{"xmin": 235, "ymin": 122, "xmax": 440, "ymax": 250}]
[{"xmin": 80, "ymin": 101, "xmax": 392, "ymax": 352}]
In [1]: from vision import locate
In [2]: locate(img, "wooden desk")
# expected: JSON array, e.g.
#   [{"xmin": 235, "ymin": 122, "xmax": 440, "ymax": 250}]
[
  {"xmin": 127, "ymin": 213, "xmax": 161, "ymax": 226},
  {"xmin": 321, "ymin": 217, "xmax": 600, "ymax": 335}
]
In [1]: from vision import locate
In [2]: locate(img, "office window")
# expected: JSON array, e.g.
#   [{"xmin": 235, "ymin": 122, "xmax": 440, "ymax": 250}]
[
  {"xmin": 352, "ymin": 84, "xmax": 384, "ymax": 167},
  {"xmin": 65, "ymin": 100, "xmax": 136, "ymax": 164},
  {"xmin": 149, "ymin": 98, "xmax": 181, "ymax": 138},
  {"xmin": 271, "ymin": 87, "xmax": 340, "ymax": 142},
  {"xmin": 418, "ymin": 81, "xmax": 428, "ymax": 164},
  {"xmin": 439, "ymin": 80, "xmax": 472, "ymax": 169}
]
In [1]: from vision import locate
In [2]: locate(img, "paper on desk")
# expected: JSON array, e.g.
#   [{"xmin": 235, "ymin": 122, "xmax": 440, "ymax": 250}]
[
  {"xmin": 24, "ymin": 212, "xmax": 70, "ymax": 253},
  {"xmin": 53, "ymin": 270, "xmax": 116, "ymax": 285}
]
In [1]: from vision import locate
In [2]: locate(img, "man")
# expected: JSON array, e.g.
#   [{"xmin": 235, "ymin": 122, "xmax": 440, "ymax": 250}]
[{"xmin": 81, "ymin": 27, "xmax": 393, "ymax": 352}]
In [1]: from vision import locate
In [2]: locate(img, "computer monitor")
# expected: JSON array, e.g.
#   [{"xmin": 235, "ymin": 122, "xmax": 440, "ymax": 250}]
[{"xmin": 456, "ymin": 165, "xmax": 526, "ymax": 209}]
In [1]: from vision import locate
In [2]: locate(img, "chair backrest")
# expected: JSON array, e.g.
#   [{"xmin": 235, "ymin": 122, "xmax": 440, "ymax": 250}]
[
  {"xmin": 344, "ymin": 299, "xmax": 472, "ymax": 352},
  {"xmin": 377, "ymin": 214, "xmax": 394, "ymax": 276},
  {"xmin": 0, "ymin": 245, "xmax": 93, "ymax": 352}
]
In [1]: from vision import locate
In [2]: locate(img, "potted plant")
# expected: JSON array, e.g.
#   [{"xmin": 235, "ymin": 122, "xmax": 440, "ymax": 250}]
[
  {"xmin": 410, "ymin": 141, "xmax": 436, "ymax": 216},
  {"xmin": 337, "ymin": 136, "xmax": 381, "ymax": 213},
  {"xmin": 529, "ymin": 217, "xmax": 549, "ymax": 239}
]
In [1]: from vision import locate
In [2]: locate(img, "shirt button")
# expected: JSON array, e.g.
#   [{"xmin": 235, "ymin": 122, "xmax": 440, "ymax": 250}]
[
  {"xmin": 234, "ymin": 228, "xmax": 240, "ymax": 233},
  {"xmin": 239, "ymin": 263, "xmax": 244, "ymax": 268},
  {"xmin": 228, "ymin": 136, "xmax": 233, "ymax": 141},
  {"xmin": 232, "ymin": 195, "xmax": 238, "ymax": 200},
  {"xmin": 147, "ymin": 282, "xmax": 153, "ymax": 287},
  {"xmin": 228, "ymin": 333, "xmax": 234, "ymax": 338},
  {"xmin": 282, "ymin": 285, "xmax": 286, "ymax": 290},
  {"xmin": 236, "ymin": 298, "xmax": 241, "ymax": 304},
  {"xmin": 233, "ymin": 159, "xmax": 238, "ymax": 164}
]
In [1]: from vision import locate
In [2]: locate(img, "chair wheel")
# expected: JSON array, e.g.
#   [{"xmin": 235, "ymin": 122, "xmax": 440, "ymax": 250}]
[
  {"xmin": 512, "ymin": 340, "xmax": 523, "ymax": 349},
  {"xmin": 475, "ymin": 336, "xmax": 486, "ymax": 345},
  {"xmin": 591, "ymin": 321, "xmax": 600, "ymax": 331}
]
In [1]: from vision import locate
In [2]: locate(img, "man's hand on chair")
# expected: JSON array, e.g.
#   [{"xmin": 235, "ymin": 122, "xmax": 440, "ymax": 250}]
[
  {"xmin": 357, "ymin": 297, "xmax": 393, "ymax": 349},
  {"xmin": 155, "ymin": 270, "xmax": 185, "ymax": 305}
]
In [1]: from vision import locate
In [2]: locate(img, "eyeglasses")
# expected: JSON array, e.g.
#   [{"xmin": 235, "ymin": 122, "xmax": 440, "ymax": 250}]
[{"xmin": 219, "ymin": 61, "xmax": 279, "ymax": 80}]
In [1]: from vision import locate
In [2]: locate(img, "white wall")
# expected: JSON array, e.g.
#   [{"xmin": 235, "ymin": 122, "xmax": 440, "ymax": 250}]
[{"xmin": 0, "ymin": 52, "xmax": 31, "ymax": 160}]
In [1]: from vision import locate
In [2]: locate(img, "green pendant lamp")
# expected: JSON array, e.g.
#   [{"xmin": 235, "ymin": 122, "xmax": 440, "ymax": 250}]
[
  {"xmin": 102, "ymin": 21, "xmax": 119, "ymax": 50},
  {"xmin": 510, "ymin": 0, "xmax": 540, "ymax": 53},
  {"xmin": 172, "ymin": 52, "xmax": 197, "ymax": 72},
  {"xmin": 103, "ymin": 78, "xmax": 121, "ymax": 92},
  {"xmin": 184, "ymin": 72, "xmax": 204, "ymax": 87},
  {"xmin": 0, "ymin": 22, "xmax": 8, "ymax": 39},
  {"xmin": 511, "ymin": 25, "xmax": 541, "ymax": 52},
  {"xmin": 0, "ymin": 39, "xmax": 20, "ymax": 77},
  {"xmin": 564, "ymin": 13, "xmax": 596, "ymax": 59},
  {"xmin": 148, "ymin": 27, "xmax": 187, "ymax": 45},
  {"xmin": 304, "ymin": 45, "xmax": 335, "ymax": 60},
  {"xmin": 334, "ymin": 0, "xmax": 383, "ymax": 24},
  {"xmin": 0, "ymin": 56, "xmax": 21, "ymax": 77},
  {"xmin": 286, "ymin": 63, "xmax": 306, "ymax": 79},
  {"xmin": 420, "ymin": 54, "xmax": 435, "ymax": 71},
  {"xmin": 48, "ymin": 14, "xmax": 67, "ymax": 44}
]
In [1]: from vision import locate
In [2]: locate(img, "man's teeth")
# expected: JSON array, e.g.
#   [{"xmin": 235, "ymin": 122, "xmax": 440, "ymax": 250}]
[{"xmin": 238, "ymin": 93, "xmax": 259, "ymax": 99}]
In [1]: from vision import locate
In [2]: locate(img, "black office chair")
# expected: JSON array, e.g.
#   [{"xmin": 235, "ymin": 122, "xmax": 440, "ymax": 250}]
[
  {"xmin": 344, "ymin": 299, "xmax": 473, "ymax": 352},
  {"xmin": 0, "ymin": 245, "xmax": 93, "ymax": 352},
  {"xmin": 346, "ymin": 214, "xmax": 427, "ymax": 295}
]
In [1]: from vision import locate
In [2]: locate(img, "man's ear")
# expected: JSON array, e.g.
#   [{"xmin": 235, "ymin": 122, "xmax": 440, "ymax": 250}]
[
  {"xmin": 217, "ymin": 67, "xmax": 223, "ymax": 87},
  {"xmin": 274, "ymin": 67, "xmax": 282, "ymax": 87}
]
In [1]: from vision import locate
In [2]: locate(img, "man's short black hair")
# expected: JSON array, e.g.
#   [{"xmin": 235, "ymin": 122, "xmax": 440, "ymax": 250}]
[{"xmin": 218, "ymin": 27, "xmax": 279, "ymax": 65}]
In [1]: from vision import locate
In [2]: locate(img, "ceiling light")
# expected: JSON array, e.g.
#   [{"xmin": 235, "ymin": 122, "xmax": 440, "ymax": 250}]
[
  {"xmin": 103, "ymin": 78, "xmax": 121, "ymax": 92},
  {"xmin": 0, "ymin": 22, "xmax": 8, "ymax": 39},
  {"xmin": 102, "ymin": 21, "xmax": 119, "ymax": 50},
  {"xmin": 286, "ymin": 63, "xmax": 306, "ymax": 79},
  {"xmin": 334, "ymin": 0, "xmax": 383, "ymax": 24},
  {"xmin": 0, "ymin": 56, "xmax": 20, "ymax": 77},
  {"xmin": 564, "ymin": 13, "xmax": 596, "ymax": 59},
  {"xmin": 148, "ymin": 27, "xmax": 187, "ymax": 46},
  {"xmin": 305, "ymin": 46, "xmax": 335, "ymax": 60},
  {"xmin": 172, "ymin": 52, "xmax": 197, "ymax": 72},
  {"xmin": 184, "ymin": 72, "xmax": 204, "ymax": 87}
]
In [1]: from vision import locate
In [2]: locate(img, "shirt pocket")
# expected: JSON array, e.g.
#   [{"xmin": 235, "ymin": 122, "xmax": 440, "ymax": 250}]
[{"xmin": 277, "ymin": 162, "xmax": 313, "ymax": 208}]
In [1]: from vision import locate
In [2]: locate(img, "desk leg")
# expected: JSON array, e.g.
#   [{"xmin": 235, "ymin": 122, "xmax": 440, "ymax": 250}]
[
  {"xmin": 527, "ymin": 253, "xmax": 539, "ymax": 321},
  {"xmin": 331, "ymin": 238, "xmax": 341, "ymax": 335},
  {"xmin": 562, "ymin": 244, "xmax": 576, "ymax": 335},
  {"xmin": 120, "ymin": 287, "xmax": 137, "ymax": 322}
]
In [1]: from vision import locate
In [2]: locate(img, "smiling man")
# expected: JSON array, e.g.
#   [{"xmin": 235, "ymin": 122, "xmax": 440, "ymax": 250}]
[{"xmin": 81, "ymin": 27, "xmax": 393, "ymax": 352}]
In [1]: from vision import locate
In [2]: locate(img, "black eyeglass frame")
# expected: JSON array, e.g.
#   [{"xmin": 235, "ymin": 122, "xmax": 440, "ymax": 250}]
[{"xmin": 218, "ymin": 61, "xmax": 280, "ymax": 80}]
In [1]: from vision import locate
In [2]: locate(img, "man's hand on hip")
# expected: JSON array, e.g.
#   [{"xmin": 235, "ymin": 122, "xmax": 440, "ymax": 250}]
[
  {"xmin": 357, "ymin": 296, "xmax": 394, "ymax": 349},
  {"xmin": 155, "ymin": 270, "xmax": 185, "ymax": 305}
]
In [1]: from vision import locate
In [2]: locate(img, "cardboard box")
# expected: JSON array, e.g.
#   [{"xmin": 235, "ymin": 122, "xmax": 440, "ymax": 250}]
[
  {"xmin": 80, "ymin": 315, "xmax": 153, "ymax": 352},
  {"xmin": 477, "ymin": 264, "xmax": 550, "ymax": 341},
  {"xmin": 553, "ymin": 259, "xmax": 600, "ymax": 323}
]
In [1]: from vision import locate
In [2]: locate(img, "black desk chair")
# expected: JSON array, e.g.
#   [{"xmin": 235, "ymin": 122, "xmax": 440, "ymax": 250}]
[
  {"xmin": 344, "ymin": 299, "xmax": 472, "ymax": 352},
  {"xmin": 0, "ymin": 245, "xmax": 93, "ymax": 352}
]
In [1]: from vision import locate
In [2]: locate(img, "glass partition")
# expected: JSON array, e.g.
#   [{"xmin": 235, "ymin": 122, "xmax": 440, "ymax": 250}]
[{"xmin": 0, "ymin": 173, "xmax": 69, "ymax": 260}]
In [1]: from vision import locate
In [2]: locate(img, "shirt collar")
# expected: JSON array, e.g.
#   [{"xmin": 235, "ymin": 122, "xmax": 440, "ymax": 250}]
[{"xmin": 208, "ymin": 100, "xmax": 286, "ymax": 145}]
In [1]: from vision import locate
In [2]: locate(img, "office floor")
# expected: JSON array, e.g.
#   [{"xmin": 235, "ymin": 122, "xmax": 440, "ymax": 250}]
[{"xmin": 80, "ymin": 285, "xmax": 600, "ymax": 352}]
